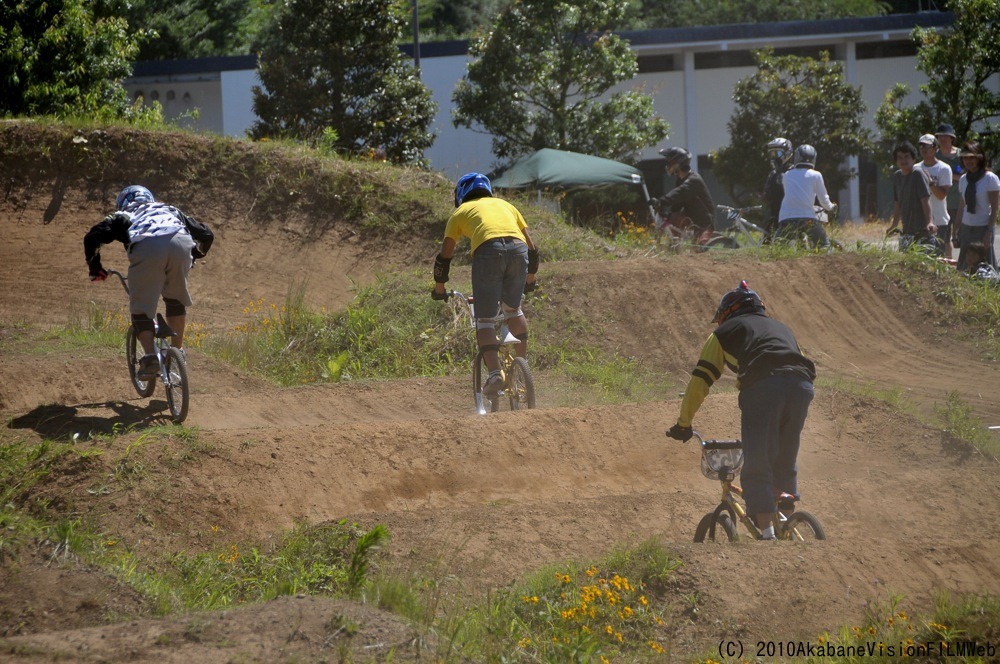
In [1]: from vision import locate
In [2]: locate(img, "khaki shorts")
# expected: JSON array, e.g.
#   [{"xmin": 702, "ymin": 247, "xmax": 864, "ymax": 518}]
[{"xmin": 127, "ymin": 232, "xmax": 196, "ymax": 318}]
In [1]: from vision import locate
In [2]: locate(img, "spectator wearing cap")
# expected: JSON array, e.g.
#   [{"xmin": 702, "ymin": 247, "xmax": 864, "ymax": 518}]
[
  {"xmin": 935, "ymin": 124, "xmax": 963, "ymax": 222},
  {"xmin": 914, "ymin": 134, "xmax": 954, "ymax": 258},
  {"xmin": 953, "ymin": 141, "xmax": 999, "ymax": 270}
]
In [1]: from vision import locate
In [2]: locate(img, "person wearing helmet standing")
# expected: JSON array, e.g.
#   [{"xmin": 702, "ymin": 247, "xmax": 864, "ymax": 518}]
[
  {"xmin": 777, "ymin": 144, "xmax": 834, "ymax": 249},
  {"xmin": 84, "ymin": 185, "xmax": 209, "ymax": 379},
  {"xmin": 432, "ymin": 173, "xmax": 539, "ymax": 399},
  {"xmin": 666, "ymin": 281, "xmax": 816, "ymax": 541},
  {"xmin": 763, "ymin": 137, "xmax": 793, "ymax": 243},
  {"xmin": 655, "ymin": 147, "xmax": 716, "ymax": 246}
]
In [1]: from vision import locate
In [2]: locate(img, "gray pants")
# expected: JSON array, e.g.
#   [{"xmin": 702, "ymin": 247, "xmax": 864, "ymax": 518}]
[{"xmin": 128, "ymin": 232, "xmax": 195, "ymax": 318}]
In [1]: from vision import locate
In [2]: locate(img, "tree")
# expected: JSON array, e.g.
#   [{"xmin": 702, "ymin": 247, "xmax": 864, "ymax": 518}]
[
  {"xmin": 452, "ymin": 0, "xmax": 669, "ymax": 163},
  {"xmin": 123, "ymin": 0, "xmax": 272, "ymax": 61},
  {"xmin": 712, "ymin": 49, "xmax": 872, "ymax": 202},
  {"xmin": 0, "ymin": 0, "xmax": 139, "ymax": 118},
  {"xmin": 623, "ymin": 0, "xmax": 887, "ymax": 29},
  {"xmin": 250, "ymin": 0, "xmax": 436, "ymax": 163},
  {"xmin": 875, "ymin": 0, "xmax": 1000, "ymax": 163}
]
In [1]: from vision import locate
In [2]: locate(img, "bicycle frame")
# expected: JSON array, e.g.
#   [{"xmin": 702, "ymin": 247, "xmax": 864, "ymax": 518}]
[
  {"xmin": 713, "ymin": 205, "xmax": 766, "ymax": 249},
  {"xmin": 447, "ymin": 290, "xmax": 536, "ymax": 415},
  {"xmin": 690, "ymin": 433, "xmax": 824, "ymax": 542}
]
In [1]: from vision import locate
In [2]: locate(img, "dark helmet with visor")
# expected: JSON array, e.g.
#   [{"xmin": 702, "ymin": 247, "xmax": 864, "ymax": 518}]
[{"xmin": 712, "ymin": 280, "xmax": 766, "ymax": 324}]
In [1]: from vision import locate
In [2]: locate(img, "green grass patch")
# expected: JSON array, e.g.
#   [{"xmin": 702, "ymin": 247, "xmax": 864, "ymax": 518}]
[
  {"xmin": 441, "ymin": 539, "xmax": 680, "ymax": 661},
  {"xmin": 802, "ymin": 591, "xmax": 1000, "ymax": 663}
]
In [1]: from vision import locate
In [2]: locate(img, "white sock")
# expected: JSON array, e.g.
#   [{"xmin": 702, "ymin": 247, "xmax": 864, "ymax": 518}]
[{"xmin": 761, "ymin": 525, "xmax": 775, "ymax": 539}]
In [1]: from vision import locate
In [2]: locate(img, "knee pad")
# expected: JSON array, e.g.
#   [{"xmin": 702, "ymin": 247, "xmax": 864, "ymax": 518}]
[
  {"xmin": 500, "ymin": 303, "xmax": 523, "ymax": 319},
  {"xmin": 131, "ymin": 313, "xmax": 155, "ymax": 334},
  {"xmin": 513, "ymin": 331, "xmax": 528, "ymax": 342},
  {"xmin": 479, "ymin": 344, "xmax": 500, "ymax": 354},
  {"xmin": 163, "ymin": 298, "xmax": 186, "ymax": 317}
]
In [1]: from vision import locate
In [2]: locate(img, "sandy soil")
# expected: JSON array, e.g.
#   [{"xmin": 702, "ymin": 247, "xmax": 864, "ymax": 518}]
[{"xmin": 1, "ymin": 127, "xmax": 998, "ymax": 662}]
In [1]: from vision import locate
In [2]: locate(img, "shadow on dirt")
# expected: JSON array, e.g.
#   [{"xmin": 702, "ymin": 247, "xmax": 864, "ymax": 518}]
[{"xmin": 7, "ymin": 400, "xmax": 173, "ymax": 440}]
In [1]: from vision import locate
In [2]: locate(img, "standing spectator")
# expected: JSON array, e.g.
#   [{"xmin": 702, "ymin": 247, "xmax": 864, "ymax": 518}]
[
  {"xmin": 763, "ymin": 137, "xmax": 793, "ymax": 244},
  {"xmin": 666, "ymin": 281, "xmax": 816, "ymax": 541},
  {"xmin": 935, "ymin": 124, "xmax": 963, "ymax": 224},
  {"xmin": 914, "ymin": 134, "xmax": 953, "ymax": 258},
  {"xmin": 953, "ymin": 141, "xmax": 999, "ymax": 270},
  {"xmin": 887, "ymin": 142, "xmax": 935, "ymax": 252},
  {"xmin": 777, "ymin": 144, "xmax": 833, "ymax": 249},
  {"xmin": 656, "ymin": 147, "xmax": 716, "ymax": 246}
]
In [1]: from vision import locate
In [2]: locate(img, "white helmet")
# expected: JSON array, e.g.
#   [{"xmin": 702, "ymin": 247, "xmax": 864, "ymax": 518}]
[
  {"xmin": 766, "ymin": 137, "xmax": 793, "ymax": 165},
  {"xmin": 793, "ymin": 144, "xmax": 817, "ymax": 167}
]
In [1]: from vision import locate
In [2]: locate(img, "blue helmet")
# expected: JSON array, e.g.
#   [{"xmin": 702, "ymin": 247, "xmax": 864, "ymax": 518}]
[
  {"xmin": 116, "ymin": 185, "xmax": 154, "ymax": 211},
  {"xmin": 454, "ymin": 172, "xmax": 492, "ymax": 207}
]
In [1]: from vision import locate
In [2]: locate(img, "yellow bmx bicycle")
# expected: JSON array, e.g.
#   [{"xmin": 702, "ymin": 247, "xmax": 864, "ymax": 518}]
[
  {"xmin": 447, "ymin": 290, "xmax": 536, "ymax": 415},
  {"xmin": 688, "ymin": 432, "xmax": 825, "ymax": 542}
]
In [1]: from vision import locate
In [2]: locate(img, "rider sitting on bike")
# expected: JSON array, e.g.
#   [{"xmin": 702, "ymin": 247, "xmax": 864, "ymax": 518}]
[
  {"xmin": 763, "ymin": 137, "xmax": 793, "ymax": 244},
  {"xmin": 655, "ymin": 147, "xmax": 716, "ymax": 245},
  {"xmin": 432, "ymin": 173, "xmax": 539, "ymax": 399},
  {"xmin": 667, "ymin": 281, "xmax": 816, "ymax": 541},
  {"xmin": 84, "ymin": 185, "xmax": 203, "ymax": 379},
  {"xmin": 777, "ymin": 144, "xmax": 834, "ymax": 249}
]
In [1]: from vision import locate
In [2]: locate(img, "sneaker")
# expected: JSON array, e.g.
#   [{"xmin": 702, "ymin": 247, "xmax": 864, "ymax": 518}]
[
  {"xmin": 482, "ymin": 371, "xmax": 503, "ymax": 399},
  {"xmin": 138, "ymin": 353, "xmax": 159, "ymax": 380},
  {"xmin": 758, "ymin": 534, "xmax": 778, "ymax": 541}
]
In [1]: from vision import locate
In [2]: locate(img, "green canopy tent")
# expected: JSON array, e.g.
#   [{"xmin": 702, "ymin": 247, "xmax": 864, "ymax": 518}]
[{"xmin": 491, "ymin": 148, "xmax": 661, "ymax": 225}]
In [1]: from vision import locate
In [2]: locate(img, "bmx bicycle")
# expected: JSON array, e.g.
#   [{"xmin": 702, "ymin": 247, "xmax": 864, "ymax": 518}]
[
  {"xmin": 685, "ymin": 432, "xmax": 825, "ymax": 542},
  {"xmin": 107, "ymin": 269, "xmax": 190, "ymax": 423},
  {"xmin": 705, "ymin": 205, "xmax": 766, "ymax": 249},
  {"xmin": 446, "ymin": 289, "xmax": 536, "ymax": 415}
]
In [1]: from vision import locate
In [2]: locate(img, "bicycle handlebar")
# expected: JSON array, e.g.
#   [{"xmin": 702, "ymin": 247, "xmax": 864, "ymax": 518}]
[{"xmin": 106, "ymin": 269, "xmax": 130, "ymax": 295}]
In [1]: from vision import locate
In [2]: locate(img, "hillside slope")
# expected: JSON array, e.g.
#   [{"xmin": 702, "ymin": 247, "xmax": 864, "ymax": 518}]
[{"xmin": 1, "ymin": 122, "xmax": 997, "ymax": 662}]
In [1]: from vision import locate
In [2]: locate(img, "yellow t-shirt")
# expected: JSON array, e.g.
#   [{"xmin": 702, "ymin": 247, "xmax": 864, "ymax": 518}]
[{"xmin": 444, "ymin": 197, "xmax": 528, "ymax": 253}]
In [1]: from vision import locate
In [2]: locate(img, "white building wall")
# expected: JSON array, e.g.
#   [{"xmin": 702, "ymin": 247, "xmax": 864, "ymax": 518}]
[
  {"xmin": 220, "ymin": 69, "xmax": 261, "ymax": 138},
  {"xmin": 418, "ymin": 54, "xmax": 495, "ymax": 178}
]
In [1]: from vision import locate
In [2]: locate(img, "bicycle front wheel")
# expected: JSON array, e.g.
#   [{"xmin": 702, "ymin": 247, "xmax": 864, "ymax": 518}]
[
  {"xmin": 506, "ymin": 356, "xmax": 536, "ymax": 410},
  {"xmin": 163, "ymin": 347, "xmax": 190, "ymax": 423},
  {"xmin": 781, "ymin": 510, "xmax": 826, "ymax": 541},
  {"xmin": 705, "ymin": 235, "xmax": 739, "ymax": 250},
  {"xmin": 126, "ymin": 327, "xmax": 155, "ymax": 398},
  {"xmin": 693, "ymin": 510, "xmax": 738, "ymax": 543}
]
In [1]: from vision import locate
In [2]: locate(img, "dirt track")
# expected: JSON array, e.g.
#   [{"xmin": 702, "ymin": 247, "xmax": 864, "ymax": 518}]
[{"xmin": 2, "ymin": 146, "xmax": 999, "ymax": 662}]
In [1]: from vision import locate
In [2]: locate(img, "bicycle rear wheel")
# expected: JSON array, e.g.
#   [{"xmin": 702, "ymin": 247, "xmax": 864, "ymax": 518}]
[
  {"xmin": 705, "ymin": 235, "xmax": 739, "ymax": 250},
  {"xmin": 126, "ymin": 327, "xmax": 155, "ymax": 398},
  {"xmin": 781, "ymin": 510, "xmax": 826, "ymax": 541},
  {"xmin": 506, "ymin": 356, "xmax": 536, "ymax": 410},
  {"xmin": 163, "ymin": 347, "xmax": 190, "ymax": 423},
  {"xmin": 693, "ymin": 510, "xmax": 737, "ymax": 542}
]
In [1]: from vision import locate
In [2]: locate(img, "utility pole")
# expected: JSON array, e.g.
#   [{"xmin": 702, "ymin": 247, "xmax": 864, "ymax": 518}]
[{"xmin": 412, "ymin": 0, "xmax": 421, "ymax": 74}]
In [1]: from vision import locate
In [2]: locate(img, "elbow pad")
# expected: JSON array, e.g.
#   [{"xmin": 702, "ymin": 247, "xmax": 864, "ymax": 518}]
[
  {"xmin": 433, "ymin": 254, "xmax": 452, "ymax": 283},
  {"xmin": 527, "ymin": 248, "xmax": 539, "ymax": 274}
]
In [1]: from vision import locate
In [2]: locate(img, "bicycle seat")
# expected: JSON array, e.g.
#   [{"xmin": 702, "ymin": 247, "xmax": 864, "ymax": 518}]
[
  {"xmin": 701, "ymin": 439, "xmax": 742, "ymax": 450},
  {"xmin": 154, "ymin": 313, "xmax": 176, "ymax": 339}
]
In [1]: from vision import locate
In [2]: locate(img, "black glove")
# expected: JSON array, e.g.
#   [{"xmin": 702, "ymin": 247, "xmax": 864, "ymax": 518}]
[
  {"xmin": 523, "ymin": 279, "xmax": 537, "ymax": 294},
  {"xmin": 88, "ymin": 260, "xmax": 107, "ymax": 281},
  {"xmin": 431, "ymin": 289, "xmax": 449, "ymax": 301},
  {"xmin": 666, "ymin": 424, "xmax": 693, "ymax": 442}
]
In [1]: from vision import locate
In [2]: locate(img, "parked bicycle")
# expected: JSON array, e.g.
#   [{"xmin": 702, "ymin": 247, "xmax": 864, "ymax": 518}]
[
  {"xmin": 684, "ymin": 431, "xmax": 825, "ymax": 542},
  {"xmin": 706, "ymin": 205, "xmax": 766, "ymax": 249},
  {"xmin": 107, "ymin": 269, "xmax": 190, "ymax": 423},
  {"xmin": 447, "ymin": 289, "xmax": 536, "ymax": 415}
]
